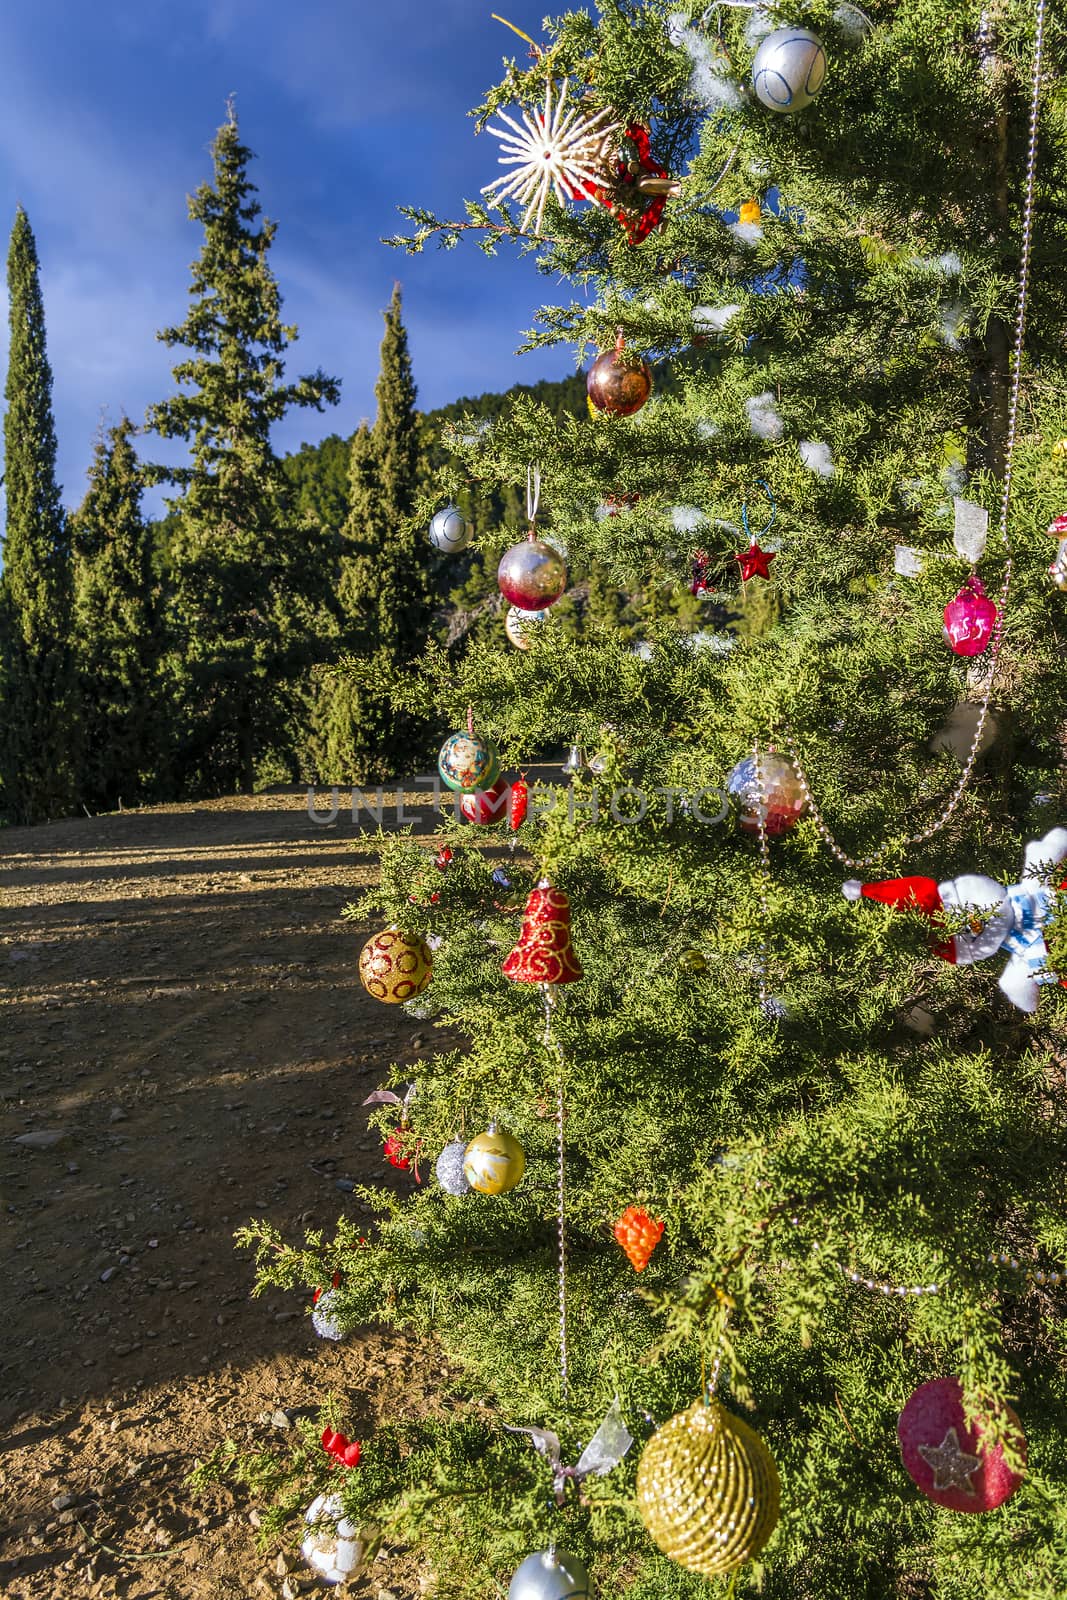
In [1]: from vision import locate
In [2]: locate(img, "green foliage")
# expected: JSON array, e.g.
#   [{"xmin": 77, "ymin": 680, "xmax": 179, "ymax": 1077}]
[
  {"xmin": 144, "ymin": 105, "xmax": 341, "ymax": 795},
  {"xmin": 70, "ymin": 418, "xmax": 161, "ymax": 810},
  {"xmin": 0, "ymin": 206, "xmax": 78, "ymax": 825}
]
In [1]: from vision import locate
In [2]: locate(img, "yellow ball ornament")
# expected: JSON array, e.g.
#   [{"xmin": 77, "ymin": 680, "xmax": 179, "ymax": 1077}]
[
  {"xmin": 358, "ymin": 926, "xmax": 432, "ymax": 1005},
  {"xmin": 636, "ymin": 1401, "xmax": 780, "ymax": 1578},
  {"xmin": 462, "ymin": 1126, "xmax": 525, "ymax": 1195},
  {"xmin": 1052, "ymin": 438, "xmax": 1067, "ymax": 458}
]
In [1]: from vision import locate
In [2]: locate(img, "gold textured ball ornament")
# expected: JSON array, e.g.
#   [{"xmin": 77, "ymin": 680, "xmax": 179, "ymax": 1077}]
[
  {"xmin": 462, "ymin": 1125, "xmax": 526, "ymax": 1195},
  {"xmin": 358, "ymin": 926, "xmax": 433, "ymax": 1005},
  {"xmin": 636, "ymin": 1401, "xmax": 780, "ymax": 1578}
]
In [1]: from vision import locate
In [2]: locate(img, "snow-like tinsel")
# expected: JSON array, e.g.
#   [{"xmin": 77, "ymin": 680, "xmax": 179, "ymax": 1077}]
[
  {"xmin": 693, "ymin": 303, "xmax": 741, "ymax": 334},
  {"xmin": 746, "ymin": 391, "xmax": 784, "ymax": 440},
  {"xmin": 667, "ymin": 12, "xmax": 743, "ymax": 108},
  {"xmin": 799, "ymin": 440, "xmax": 835, "ymax": 477}
]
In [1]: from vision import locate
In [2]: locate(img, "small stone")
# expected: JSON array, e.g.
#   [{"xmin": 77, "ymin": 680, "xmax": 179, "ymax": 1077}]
[
  {"xmin": 14, "ymin": 1130, "xmax": 68, "ymax": 1150},
  {"xmin": 275, "ymin": 1551, "xmax": 292, "ymax": 1576},
  {"xmin": 109, "ymin": 1106, "xmax": 128, "ymax": 1124},
  {"xmin": 51, "ymin": 1493, "xmax": 76, "ymax": 1511},
  {"xmin": 335, "ymin": 1177, "xmax": 356, "ymax": 1193},
  {"xmin": 271, "ymin": 1408, "xmax": 292, "ymax": 1429},
  {"xmin": 100, "ymin": 1267, "xmax": 117, "ymax": 1284}
]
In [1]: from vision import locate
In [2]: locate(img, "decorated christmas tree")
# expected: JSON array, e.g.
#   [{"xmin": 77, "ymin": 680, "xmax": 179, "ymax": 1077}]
[{"xmin": 237, "ymin": 3, "xmax": 1067, "ymax": 1595}]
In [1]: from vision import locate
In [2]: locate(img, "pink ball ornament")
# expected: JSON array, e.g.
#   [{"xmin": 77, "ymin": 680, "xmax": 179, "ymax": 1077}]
[
  {"xmin": 897, "ymin": 1377, "xmax": 1026, "ymax": 1513},
  {"xmin": 498, "ymin": 539, "xmax": 567, "ymax": 610},
  {"xmin": 459, "ymin": 778, "xmax": 511, "ymax": 825},
  {"xmin": 943, "ymin": 576, "xmax": 997, "ymax": 657},
  {"xmin": 727, "ymin": 752, "xmax": 808, "ymax": 837}
]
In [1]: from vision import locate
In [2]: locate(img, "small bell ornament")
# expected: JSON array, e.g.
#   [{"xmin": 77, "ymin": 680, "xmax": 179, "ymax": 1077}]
[
  {"xmin": 503, "ymin": 882, "xmax": 583, "ymax": 985},
  {"xmin": 614, "ymin": 1205, "xmax": 664, "ymax": 1271},
  {"xmin": 462, "ymin": 1125, "xmax": 526, "ymax": 1195},
  {"xmin": 943, "ymin": 576, "xmax": 997, "ymax": 656},
  {"xmin": 358, "ymin": 927, "xmax": 433, "ymax": 1004},
  {"xmin": 587, "ymin": 332, "xmax": 653, "ymax": 417},
  {"xmin": 727, "ymin": 752, "xmax": 807, "ymax": 837},
  {"xmin": 562, "ymin": 744, "xmax": 585, "ymax": 776},
  {"xmin": 636, "ymin": 1401, "xmax": 781, "ymax": 1577},
  {"xmin": 897, "ymin": 1377, "xmax": 1026, "ymax": 1513},
  {"xmin": 508, "ymin": 1549, "xmax": 592, "ymax": 1600},
  {"xmin": 428, "ymin": 503, "xmax": 473, "ymax": 554},
  {"xmin": 751, "ymin": 26, "xmax": 827, "ymax": 113},
  {"xmin": 438, "ymin": 730, "xmax": 501, "ymax": 793},
  {"xmin": 498, "ymin": 539, "xmax": 568, "ymax": 610}
]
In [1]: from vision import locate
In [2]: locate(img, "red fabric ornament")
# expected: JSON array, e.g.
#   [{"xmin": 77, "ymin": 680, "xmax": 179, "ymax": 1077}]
[
  {"xmin": 383, "ymin": 1132, "xmax": 410, "ymax": 1170},
  {"xmin": 322, "ymin": 1428, "xmax": 363, "ymax": 1470},
  {"xmin": 435, "ymin": 847, "xmax": 454, "ymax": 871},
  {"xmin": 460, "ymin": 779, "xmax": 511, "ymax": 825},
  {"xmin": 943, "ymin": 576, "xmax": 997, "ymax": 657},
  {"xmin": 613, "ymin": 1206, "xmax": 664, "ymax": 1271},
  {"xmin": 897, "ymin": 1378, "xmax": 1025, "ymax": 1513},
  {"xmin": 565, "ymin": 124, "xmax": 672, "ymax": 243},
  {"xmin": 509, "ymin": 774, "xmax": 529, "ymax": 831},
  {"xmin": 502, "ymin": 883, "xmax": 582, "ymax": 985},
  {"xmin": 735, "ymin": 539, "xmax": 776, "ymax": 581}
]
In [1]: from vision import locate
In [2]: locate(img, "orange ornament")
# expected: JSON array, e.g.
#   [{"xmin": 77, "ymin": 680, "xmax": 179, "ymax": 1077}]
[
  {"xmin": 738, "ymin": 197, "xmax": 762, "ymax": 225},
  {"xmin": 614, "ymin": 1205, "xmax": 664, "ymax": 1271}
]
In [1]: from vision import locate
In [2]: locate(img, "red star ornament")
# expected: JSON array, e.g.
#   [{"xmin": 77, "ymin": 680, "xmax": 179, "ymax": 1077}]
[{"xmin": 735, "ymin": 538, "xmax": 776, "ymax": 582}]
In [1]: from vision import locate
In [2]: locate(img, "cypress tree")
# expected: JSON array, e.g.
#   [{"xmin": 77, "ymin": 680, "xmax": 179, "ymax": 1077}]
[
  {"xmin": 70, "ymin": 418, "xmax": 159, "ymax": 810},
  {"xmin": 0, "ymin": 206, "xmax": 77, "ymax": 825},
  {"xmin": 145, "ymin": 105, "xmax": 339, "ymax": 796},
  {"xmin": 316, "ymin": 286, "xmax": 432, "ymax": 782}
]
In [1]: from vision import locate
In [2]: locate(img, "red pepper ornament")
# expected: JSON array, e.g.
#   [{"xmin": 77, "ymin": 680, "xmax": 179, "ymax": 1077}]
[
  {"xmin": 321, "ymin": 1428, "xmax": 363, "ymax": 1470},
  {"xmin": 613, "ymin": 1206, "xmax": 664, "ymax": 1271},
  {"xmin": 509, "ymin": 773, "xmax": 529, "ymax": 831},
  {"xmin": 502, "ymin": 882, "xmax": 582, "ymax": 985},
  {"xmin": 943, "ymin": 575, "xmax": 997, "ymax": 657}
]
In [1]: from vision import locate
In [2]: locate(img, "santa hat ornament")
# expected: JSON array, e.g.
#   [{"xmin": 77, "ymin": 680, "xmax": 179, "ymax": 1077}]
[
  {"xmin": 898, "ymin": 1377, "xmax": 1026, "ymax": 1513},
  {"xmin": 502, "ymin": 881, "xmax": 582, "ymax": 985}
]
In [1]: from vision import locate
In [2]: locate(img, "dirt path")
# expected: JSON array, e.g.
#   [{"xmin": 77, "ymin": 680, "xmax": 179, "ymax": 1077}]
[{"xmin": 0, "ymin": 786, "xmax": 451, "ymax": 1599}]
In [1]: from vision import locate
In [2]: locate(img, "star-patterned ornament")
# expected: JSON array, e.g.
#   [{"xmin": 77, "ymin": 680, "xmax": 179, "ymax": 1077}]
[
  {"xmin": 735, "ymin": 538, "xmax": 776, "ymax": 581},
  {"xmin": 481, "ymin": 79, "xmax": 621, "ymax": 234},
  {"xmin": 917, "ymin": 1428, "xmax": 981, "ymax": 1494}
]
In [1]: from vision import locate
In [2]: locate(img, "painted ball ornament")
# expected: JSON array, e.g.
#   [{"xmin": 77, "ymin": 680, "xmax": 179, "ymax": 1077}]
[
  {"xmin": 459, "ymin": 778, "xmax": 511, "ymax": 825},
  {"xmin": 587, "ymin": 344, "xmax": 653, "ymax": 417},
  {"xmin": 428, "ymin": 503, "xmax": 474, "ymax": 554},
  {"xmin": 727, "ymin": 752, "xmax": 807, "ymax": 837},
  {"xmin": 358, "ymin": 926, "xmax": 433, "ymax": 1004},
  {"xmin": 435, "ymin": 1139, "xmax": 472, "ymax": 1196},
  {"xmin": 498, "ymin": 540, "xmax": 568, "ymax": 610},
  {"xmin": 301, "ymin": 1493, "xmax": 365, "ymax": 1585},
  {"xmin": 897, "ymin": 1377, "xmax": 1026, "ymax": 1513},
  {"xmin": 636, "ymin": 1401, "xmax": 781, "ymax": 1577},
  {"xmin": 751, "ymin": 26, "xmax": 827, "ymax": 113},
  {"xmin": 506, "ymin": 604, "xmax": 550, "ymax": 649},
  {"xmin": 508, "ymin": 1549, "xmax": 592, "ymax": 1600},
  {"xmin": 438, "ymin": 730, "xmax": 501, "ymax": 793},
  {"xmin": 462, "ymin": 1125, "xmax": 526, "ymax": 1195}
]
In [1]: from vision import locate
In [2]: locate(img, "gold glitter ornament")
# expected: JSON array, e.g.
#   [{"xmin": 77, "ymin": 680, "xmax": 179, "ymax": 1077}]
[
  {"xmin": 462, "ymin": 1125, "xmax": 526, "ymax": 1195},
  {"xmin": 636, "ymin": 1401, "xmax": 780, "ymax": 1577}
]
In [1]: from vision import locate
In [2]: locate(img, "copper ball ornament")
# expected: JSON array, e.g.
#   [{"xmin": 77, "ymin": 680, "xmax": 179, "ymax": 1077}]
[
  {"xmin": 428, "ymin": 503, "xmax": 474, "ymax": 554},
  {"xmin": 462, "ymin": 1126, "xmax": 526, "ymax": 1195},
  {"xmin": 358, "ymin": 926, "xmax": 433, "ymax": 1004},
  {"xmin": 498, "ymin": 540, "xmax": 568, "ymax": 610},
  {"xmin": 508, "ymin": 1550, "xmax": 592, "ymax": 1600},
  {"xmin": 587, "ymin": 347, "xmax": 653, "ymax": 416},
  {"xmin": 438, "ymin": 730, "xmax": 501, "ymax": 793},
  {"xmin": 636, "ymin": 1400, "xmax": 781, "ymax": 1577},
  {"xmin": 751, "ymin": 26, "xmax": 827, "ymax": 113}
]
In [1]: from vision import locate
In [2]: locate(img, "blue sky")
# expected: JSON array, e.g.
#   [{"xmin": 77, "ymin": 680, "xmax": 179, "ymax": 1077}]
[{"xmin": 0, "ymin": 0, "xmax": 579, "ymax": 513}]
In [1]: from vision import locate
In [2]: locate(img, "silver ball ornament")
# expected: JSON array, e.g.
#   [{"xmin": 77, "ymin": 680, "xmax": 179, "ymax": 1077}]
[
  {"xmin": 508, "ymin": 1550, "xmax": 592, "ymax": 1600},
  {"xmin": 436, "ymin": 1139, "xmax": 472, "ymax": 1196},
  {"xmin": 301, "ymin": 1492, "xmax": 364, "ymax": 1585},
  {"xmin": 428, "ymin": 503, "xmax": 474, "ymax": 554},
  {"xmin": 311, "ymin": 1287, "xmax": 346, "ymax": 1342},
  {"xmin": 752, "ymin": 27, "xmax": 827, "ymax": 113}
]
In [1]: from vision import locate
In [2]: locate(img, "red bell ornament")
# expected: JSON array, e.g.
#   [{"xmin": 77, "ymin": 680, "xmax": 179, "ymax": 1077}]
[
  {"xmin": 502, "ymin": 882, "xmax": 582, "ymax": 985},
  {"xmin": 943, "ymin": 576, "xmax": 997, "ymax": 657}
]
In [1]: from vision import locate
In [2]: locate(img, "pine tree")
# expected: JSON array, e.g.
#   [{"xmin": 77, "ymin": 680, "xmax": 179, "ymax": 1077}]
[
  {"xmin": 236, "ymin": 6, "xmax": 1067, "ymax": 1598},
  {"xmin": 315, "ymin": 286, "xmax": 432, "ymax": 783},
  {"xmin": 145, "ymin": 105, "xmax": 340, "ymax": 796},
  {"xmin": 0, "ymin": 206, "xmax": 77, "ymax": 825},
  {"xmin": 70, "ymin": 417, "xmax": 159, "ymax": 810}
]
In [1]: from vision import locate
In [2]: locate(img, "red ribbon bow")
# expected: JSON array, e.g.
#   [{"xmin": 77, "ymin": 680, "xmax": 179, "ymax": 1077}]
[{"xmin": 322, "ymin": 1427, "xmax": 362, "ymax": 1469}]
